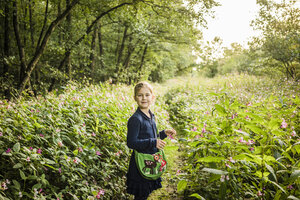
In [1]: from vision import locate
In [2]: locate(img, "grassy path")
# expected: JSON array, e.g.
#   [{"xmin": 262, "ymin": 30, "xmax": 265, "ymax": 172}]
[{"xmin": 148, "ymin": 140, "xmax": 183, "ymax": 200}]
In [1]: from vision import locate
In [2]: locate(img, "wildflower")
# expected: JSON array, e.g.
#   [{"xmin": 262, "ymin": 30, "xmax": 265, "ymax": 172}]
[
  {"xmin": 231, "ymin": 114, "xmax": 235, "ymax": 119},
  {"xmin": 226, "ymin": 175, "xmax": 229, "ymax": 180},
  {"xmin": 96, "ymin": 189, "xmax": 105, "ymax": 198},
  {"xmin": 249, "ymin": 147, "xmax": 255, "ymax": 151},
  {"xmin": 281, "ymin": 119, "xmax": 288, "ymax": 128},
  {"xmin": 225, "ymin": 163, "xmax": 231, "ymax": 168},
  {"xmin": 5, "ymin": 179, "xmax": 10, "ymax": 184},
  {"xmin": 245, "ymin": 116, "xmax": 250, "ymax": 120},
  {"xmin": 29, "ymin": 147, "xmax": 33, "ymax": 150},
  {"xmin": 58, "ymin": 168, "xmax": 62, "ymax": 173},
  {"xmin": 92, "ymin": 132, "xmax": 96, "ymax": 136},
  {"xmin": 56, "ymin": 129, "xmax": 61, "ymax": 133},
  {"xmin": 220, "ymin": 175, "xmax": 225, "ymax": 182},
  {"xmin": 228, "ymin": 157, "xmax": 235, "ymax": 163},
  {"xmin": 83, "ymin": 123, "xmax": 86, "ymax": 127},
  {"xmin": 176, "ymin": 170, "xmax": 181, "ymax": 175},
  {"xmin": 257, "ymin": 191, "xmax": 264, "ymax": 196},
  {"xmin": 96, "ymin": 151, "xmax": 101, "ymax": 156},
  {"xmin": 247, "ymin": 140, "xmax": 255, "ymax": 145},
  {"xmin": 19, "ymin": 192, "xmax": 23, "ymax": 197},
  {"xmin": 291, "ymin": 131, "xmax": 297, "ymax": 137},
  {"xmin": 0, "ymin": 132, "xmax": 3, "ymax": 136},
  {"xmin": 58, "ymin": 141, "xmax": 63, "ymax": 147},
  {"xmin": 73, "ymin": 158, "xmax": 79, "ymax": 164},
  {"xmin": 40, "ymin": 134, "xmax": 44, "ymax": 137},
  {"xmin": 238, "ymin": 137, "xmax": 246, "ymax": 144},
  {"xmin": 192, "ymin": 126, "xmax": 197, "ymax": 132},
  {"xmin": 37, "ymin": 148, "xmax": 42, "ymax": 154},
  {"xmin": 26, "ymin": 157, "xmax": 30, "ymax": 162},
  {"xmin": 195, "ymin": 135, "xmax": 200, "ymax": 139},
  {"xmin": 202, "ymin": 127, "xmax": 206, "ymax": 133},
  {"xmin": 78, "ymin": 147, "xmax": 83, "ymax": 152},
  {"xmin": 246, "ymin": 102, "xmax": 252, "ymax": 106},
  {"xmin": 287, "ymin": 185, "xmax": 293, "ymax": 190},
  {"xmin": 1, "ymin": 182, "xmax": 8, "ymax": 190},
  {"xmin": 6, "ymin": 148, "xmax": 11, "ymax": 153}
]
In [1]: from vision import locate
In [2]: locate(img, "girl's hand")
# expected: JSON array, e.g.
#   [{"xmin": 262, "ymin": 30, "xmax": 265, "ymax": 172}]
[
  {"xmin": 165, "ymin": 129, "xmax": 176, "ymax": 138},
  {"xmin": 156, "ymin": 139, "xmax": 166, "ymax": 150}
]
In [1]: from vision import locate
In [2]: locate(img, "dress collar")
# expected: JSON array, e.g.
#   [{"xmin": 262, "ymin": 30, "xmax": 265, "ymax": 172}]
[{"xmin": 137, "ymin": 107, "xmax": 154, "ymax": 120}]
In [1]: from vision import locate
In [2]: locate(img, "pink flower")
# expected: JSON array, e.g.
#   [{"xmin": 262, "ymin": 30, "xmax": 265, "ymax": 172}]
[
  {"xmin": 26, "ymin": 157, "xmax": 30, "ymax": 162},
  {"xmin": 6, "ymin": 148, "xmax": 11, "ymax": 153},
  {"xmin": 195, "ymin": 135, "xmax": 200, "ymax": 139},
  {"xmin": 78, "ymin": 147, "xmax": 83, "ymax": 152},
  {"xmin": 291, "ymin": 131, "xmax": 297, "ymax": 137},
  {"xmin": 0, "ymin": 132, "xmax": 3, "ymax": 136},
  {"xmin": 58, "ymin": 168, "xmax": 62, "ymax": 173},
  {"xmin": 202, "ymin": 127, "xmax": 206, "ymax": 133},
  {"xmin": 96, "ymin": 189, "xmax": 105, "ymax": 198},
  {"xmin": 220, "ymin": 175, "xmax": 225, "ymax": 182},
  {"xmin": 29, "ymin": 147, "xmax": 33, "ymax": 150},
  {"xmin": 92, "ymin": 132, "xmax": 96, "ymax": 136},
  {"xmin": 246, "ymin": 102, "xmax": 252, "ymax": 106},
  {"xmin": 231, "ymin": 114, "xmax": 235, "ymax": 119},
  {"xmin": 37, "ymin": 148, "xmax": 42, "ymax": 154},
  {"xmin": 226, "ymin": 175, "xmax": 229, "ymax": 180},
  {"xmin": 40, "ymin": 134, "xmax": 44, "ymax": 137},
  {"xmin": 287, "ymin": 185, "xmax": 293, "ymax": 190},
  {"xmin": 249, "ymin": 147, "xmax": 255, "ymax": 151},
  {"xmin": 228, "ymin": 157, "xmax": 235, "ymax": 163},
  {"xmin": 245, "ymin": 116, "xmax": 250, "ymax": 120},
  {"xmin": 257, "ymin": 191, "xmax": 263, "ymax": 196},
  {"xmin": 192, "ymin": 126, "xmax": 197, "ymax": 132},
  {"xmin": 247, "ymin": 140, "xmax": 255, "ymax": 145},
  {"xmin": 176, "ymin": 170, "xmax": 181, "ymax": 175},
  {"xmin": 225, "ymin": 163, "xmax": 231, "ymax": 168},
  {"xmin": 238, "ymin": 137, "xmax": 246, "ymax": 144},
  {"xmin": 73, "ymin": 158, "xmax": 79, "ymax": 164},
  {"xmin": 58, "ymin": 141, "xmax": 63, "ymax": 147},
  {"xmin": 281, "ymin": 119, "xmax": 288, "ymax": 128},
  {"xmin": 96, "ymin": 151, "xmax": 101, "ymax": 156}
]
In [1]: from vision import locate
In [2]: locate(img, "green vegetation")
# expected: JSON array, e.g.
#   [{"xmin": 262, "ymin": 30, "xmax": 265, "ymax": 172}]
[{"xmin": 164, "ymin": 74, "xmax": 300, "ymax": 199}]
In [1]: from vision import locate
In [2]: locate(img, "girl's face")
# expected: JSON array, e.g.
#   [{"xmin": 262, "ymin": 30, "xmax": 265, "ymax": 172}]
[{"xmin": 134, "ymin": 87, "xmax": 154, "ymax": 110}]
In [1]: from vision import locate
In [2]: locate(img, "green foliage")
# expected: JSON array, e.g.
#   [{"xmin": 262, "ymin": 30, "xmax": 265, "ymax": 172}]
[
  {"xmin": 0, "ymin": 82, "xmax": 170, "ymax": 199},
  {"xmin": 165, "ymin": 74, "xmax": 300, "ymax": 199}
]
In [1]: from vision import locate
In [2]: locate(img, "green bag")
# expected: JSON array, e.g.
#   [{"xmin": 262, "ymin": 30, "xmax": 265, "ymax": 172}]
[{"xmin": 134, "ymin": 149, "xmax": 167, "ymax": 180}]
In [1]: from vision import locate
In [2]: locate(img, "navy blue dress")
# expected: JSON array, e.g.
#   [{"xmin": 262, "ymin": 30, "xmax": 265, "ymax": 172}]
[{"xmin": 126, "ymin": 108, "xmax": 167, "ymax": 197}]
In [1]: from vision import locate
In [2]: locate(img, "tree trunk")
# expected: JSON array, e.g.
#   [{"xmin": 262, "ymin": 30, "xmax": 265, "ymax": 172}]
[
  {"xmin": 17, "ymin": 0, "xmax": 79, "ymax": 98},
  {"xmin": 37, "ymin": 0, "xmax": 49, "ymax": 50},
  {"xmin": 13, "ymin": 1, "xmax": 27, "ymax": 84},
  {"xmin": 3, "ymin": 0, "xmax": 10, "ymax": 76},
  {"xmin": 117, "ymin": 25, "xmax": 128, "ymax": 68},
  {"xmin": 89, "ymin": 25, "xmax": 98, "ymax": 81},
  {"xmin": 65, "ymin": 0, "xmax": 72, "ymax": 79},
  {"xmin": 29, "ymin": 0, "xmax": 35, "ymax": 48},
  {"xmin": 98, "ymin": 22, "xmax": 105, "ymax": 69}
]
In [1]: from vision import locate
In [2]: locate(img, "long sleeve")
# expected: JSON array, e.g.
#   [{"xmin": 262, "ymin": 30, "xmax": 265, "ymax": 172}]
[
  {"xmin": 159, "ymin": 130, "xmax": 167, "ymax": 140},
  {"xmin": 127, "ymin": 116, "xmax": 156, "ymax": 152}
]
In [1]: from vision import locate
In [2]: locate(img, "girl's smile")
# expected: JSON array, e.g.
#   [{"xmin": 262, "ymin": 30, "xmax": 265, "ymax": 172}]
[{"xmin": 134, "ymin": 87, "xmax": 154, "ymax": 111}]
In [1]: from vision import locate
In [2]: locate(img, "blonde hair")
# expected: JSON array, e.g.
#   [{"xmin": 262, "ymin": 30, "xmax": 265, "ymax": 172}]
[{"xmin": 134, "ymin": 81, "xmax": 154, "ymax": 97}]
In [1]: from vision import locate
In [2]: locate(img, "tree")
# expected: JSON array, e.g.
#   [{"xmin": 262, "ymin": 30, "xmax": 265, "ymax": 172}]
[{"xmin": 251, "ymin": 0, "xmax": 300, "ymax": 80}]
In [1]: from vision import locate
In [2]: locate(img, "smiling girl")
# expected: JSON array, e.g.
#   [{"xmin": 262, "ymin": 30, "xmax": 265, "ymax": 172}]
[{"xmin": 126, "ymin": 81, "xmax": 176, "ymax": 200}]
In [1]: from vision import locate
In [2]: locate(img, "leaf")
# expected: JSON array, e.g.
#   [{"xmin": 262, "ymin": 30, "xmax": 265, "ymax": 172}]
[
  {"xmin": 13, "ymin": 163, "xmax": 23, "ymax": 169},
  {"xmin": 20, "ymin": 170, "xmax": 26, "ymax": 180},
  {"xmin": 177, "ymin": 180, "xmax": 187, "ymax": 192},
  {"xmin": 13, "ymin": 142, "xmax": 20, "ymax": 152},
  {"xmin": 288, "ymin": 196, "xmax": 300, "ymax": 200},
  {"xmin": 202, "ymin": 168, "xmax": 228, "ymax": 175},
  {"xmin": 289, "ymin": 170, "xmax": 300, "ymax": 182},
  {"xmin": 12, "ymin": 180, "xmax": 21, "ymax": 190},
  {"xmin": 32, "ymin": 183, "xmax": 42, "ymax": 190},
  {"xmin": 197, "ymin": 156, "xmax": 225, "ymax": 163},
  {"xmin": 233, "ymin": 129, "xmax": 249, "ymax": 136},
  {"xmin": 189, "ymin": 193, "xmax": 206, "ymax": 200},
  {"xmin": 215, "ymin": 104, "xmax": 226, "ymax": 115},
  {"xmin": 265, "ymin": 163, "xmax": 277, "ymax": 182},
  {"xmin": 269, "ymin": 180, "xmax": 286, "ymax": 194}
]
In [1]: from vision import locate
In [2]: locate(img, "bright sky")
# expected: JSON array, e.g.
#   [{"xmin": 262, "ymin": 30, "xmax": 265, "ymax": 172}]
[{"xmin": 202, "ymin": 0, "xmax": 261, "ymax": 48}]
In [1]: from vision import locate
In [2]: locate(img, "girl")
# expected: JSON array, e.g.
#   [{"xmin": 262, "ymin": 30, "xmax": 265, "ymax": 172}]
[{"xmin": 126, "ymin": 81, "xmax": 176, "ymax": 200}]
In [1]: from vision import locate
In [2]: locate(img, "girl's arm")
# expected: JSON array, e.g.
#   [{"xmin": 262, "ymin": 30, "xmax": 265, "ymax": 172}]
[{"xmin": 127, "ymin": 117, "xmax": 156, "ymax": 151}]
